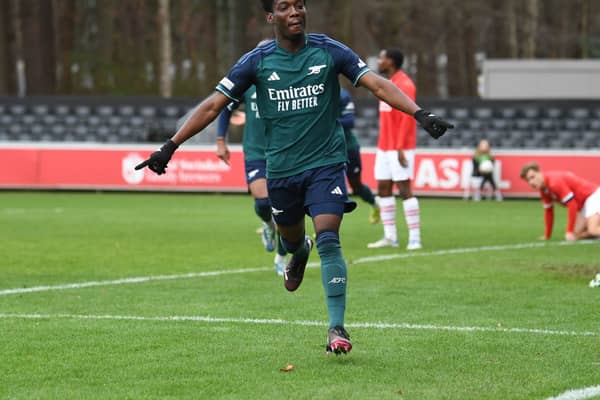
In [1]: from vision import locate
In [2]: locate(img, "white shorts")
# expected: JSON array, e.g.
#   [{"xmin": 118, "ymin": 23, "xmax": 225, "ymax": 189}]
[
  {"xmin": 374, "ymin": 149, "xmax": 415, "ymax": 181},
  {"xmin": 582, "ymin": 187, "xmax": 600, "ymax": 218}
]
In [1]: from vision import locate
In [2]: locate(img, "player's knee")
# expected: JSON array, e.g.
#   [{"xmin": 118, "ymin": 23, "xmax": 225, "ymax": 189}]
[
  {"xmin": 316, "ymin": 230, "xmax": 339, "ymax": 248},
  {"xmin": 588, "ymin": 219, "xmax": 600, "ymax": 235},
  {"xmin": 377, "ymin": 183, "xmax": 393, "ymax": 197},
  {"xmin": 398, "ymin": 189, "xmax": 411, "ymax": 199},
  {"xmin": 254, "ymin": 197, "xmax": 272, "ymax": 222}
]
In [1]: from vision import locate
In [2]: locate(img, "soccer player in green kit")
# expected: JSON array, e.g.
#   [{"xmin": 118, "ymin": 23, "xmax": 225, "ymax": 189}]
[
  {"xmin": 135, "ymin": 0, "xmax": 453, "ymax": 355},
  {"xmin": 339, "ymin": 88, "xmax": 380, "ymax": 224},
  {"xmin": 216, "ymin": 85, "xmax": 288, "ymax": 275}
]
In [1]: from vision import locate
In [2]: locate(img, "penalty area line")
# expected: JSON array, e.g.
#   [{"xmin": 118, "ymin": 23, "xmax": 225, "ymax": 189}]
[
  {"xmin": 0, "ymin": 239, "xmax": 596, "ymax": 297},
  {"xmin": 0, "ymin": 313, "xmax": 597, "ymax": 338}
]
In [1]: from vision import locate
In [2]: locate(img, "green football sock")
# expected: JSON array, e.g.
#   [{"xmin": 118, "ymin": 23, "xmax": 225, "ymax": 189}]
[
  {"xmin": 294, "ymin": 240, "xmax": 309, "ymax": 258},
  {"xmin": 318, "ymin": 241, "xmax": 347, "ymax": 328},
  {"xmin": 276, "ymin": 232, "xmax": 287, "ymax": 256},
  {"xmin": 280, "ymin": 235, "xmax": 307, "ymax": 256}
]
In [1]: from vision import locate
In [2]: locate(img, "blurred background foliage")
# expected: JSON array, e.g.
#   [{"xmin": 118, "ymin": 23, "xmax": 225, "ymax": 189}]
[{"xmin": 0, "ymin": 0, "xmax": 598, "ymax": 98}]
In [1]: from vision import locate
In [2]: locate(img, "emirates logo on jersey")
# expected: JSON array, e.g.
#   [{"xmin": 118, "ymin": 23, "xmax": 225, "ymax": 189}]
[
  {"xmin": 268, "ymin": 84, "xmax": 325, "ymax": 101},
  {"xmin": 268, "ymin": 84, "xmax": 325, "ymax": 112}
]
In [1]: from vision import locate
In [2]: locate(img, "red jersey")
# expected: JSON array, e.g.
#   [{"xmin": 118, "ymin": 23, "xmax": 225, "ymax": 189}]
[
  {"xmin": 377, "ymin": 70, "xmax": 416, "ymax": 151},
  {"xmin": 541, "ymin": 171, "xmax": 597, "ymax": 210},
  {"xmin": 539, "ymin": 171, "xmax": 599, "ymax": 237}
]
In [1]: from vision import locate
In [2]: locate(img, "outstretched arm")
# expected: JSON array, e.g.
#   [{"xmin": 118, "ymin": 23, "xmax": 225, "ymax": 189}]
[
  {"xmin": 357, "ymin": 71, "xmax": 453, "ymax": 139},
  {"xmin": 172, "ymin": 92, "xmax": 231, "ymax": 145},
  {"xmin": 357, "ymin": 71, "xmax": 419, "ymax": 115},
  {"xmin": 135, "ymin": 92, "xmax": 231, "ymax": 174}
]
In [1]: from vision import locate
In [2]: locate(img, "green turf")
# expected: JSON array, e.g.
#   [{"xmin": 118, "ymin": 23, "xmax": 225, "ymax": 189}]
[{"xmin": 1, "ymin": 192, "xmax": 598, "ymax": 399}]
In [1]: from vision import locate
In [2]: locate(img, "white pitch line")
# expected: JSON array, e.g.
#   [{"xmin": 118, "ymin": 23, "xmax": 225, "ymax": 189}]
[
  {"xmin": 0, "ymin": 240, "xmax": 596, "ymax": 297},
  {"xmin": 0, "ymin": 267, "xmax": 269, "ymax": 296},
  {"xmin": 545, "ymin": 385, "xmax": 600, "ymax": 400},
  {"xmin": 0, "ymin": 313, "xmax": 597, "ymax": 337},
  {"xmin": 1, "ymin": 207, "xmax": 64, "ymax": 215},
  {"xmin": 351, "ymin": 239, "xmax": 597, "ymax": 264}
]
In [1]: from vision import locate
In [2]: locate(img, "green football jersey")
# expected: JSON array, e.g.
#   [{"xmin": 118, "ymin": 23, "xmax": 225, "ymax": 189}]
[
  {"xmin": 240, "ymin": 86, "xmax": 266, "ymax": 162},
  {"xmin": 216, "ymin": 86, "xmax": 266, "ymax": 162},
  {"xmin": 216, "ymin": 34, "xmax": 370, "ymax": 179},
  {"xmin": 475, "ymin": 154, "xmax": 493, "ymax": 163}
]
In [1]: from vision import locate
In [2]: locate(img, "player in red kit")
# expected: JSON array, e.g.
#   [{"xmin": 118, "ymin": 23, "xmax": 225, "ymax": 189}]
[
  {"xmin": 368, "ymin": 48, "xmax": 421, "ymax": 250},
  {"xmin": 520, "ymin": 162, "xmax": 600, "ymax": 241}
]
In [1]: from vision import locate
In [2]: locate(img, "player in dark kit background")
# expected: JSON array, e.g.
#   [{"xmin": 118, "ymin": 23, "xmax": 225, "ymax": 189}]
[
  {"xmin": 338, "ymin": 88, "xmax": 380, "ymax": 224},
  {"xmin": 135, "ymin": 0, "xmax": 453, "ymax": 355},
  {"xmin": 216, "ymin": 84, "xmax": 289, "ymax": 276}
]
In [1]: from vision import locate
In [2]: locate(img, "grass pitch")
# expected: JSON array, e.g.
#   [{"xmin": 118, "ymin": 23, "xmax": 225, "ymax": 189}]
[{"xmin": 1, "ymin": 191, "xmax": 598, "ymax": 400}]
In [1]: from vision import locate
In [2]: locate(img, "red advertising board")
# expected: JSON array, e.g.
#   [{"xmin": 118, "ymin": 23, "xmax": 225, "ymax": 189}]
[
  {"xmin": 1, "ymin": 144, "xmax": 245, "ymax": 191},
  {"xmin": 2, "ymin": 143, "xmax": 599, "ymax": 197}
]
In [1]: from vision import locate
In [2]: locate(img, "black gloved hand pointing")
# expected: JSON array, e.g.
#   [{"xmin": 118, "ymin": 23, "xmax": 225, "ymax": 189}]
[
  {"xmin": 414, "ymin": 109, "xmax": 454, "ymax": 139},
  {"xmin": 134, "ymin": 139, "xmax": 178, "ymax": 175}
]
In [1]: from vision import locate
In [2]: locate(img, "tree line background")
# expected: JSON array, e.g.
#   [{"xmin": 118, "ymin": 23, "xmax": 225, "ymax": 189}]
[{"xmin": 0, "ymin": 0, "xmax": 598, "ymax": 99}]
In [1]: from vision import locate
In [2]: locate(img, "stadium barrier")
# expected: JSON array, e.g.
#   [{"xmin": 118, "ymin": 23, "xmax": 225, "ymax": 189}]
[{"xmin": 2, "ymin": 143, "xmax": 599, "ymax": 197}]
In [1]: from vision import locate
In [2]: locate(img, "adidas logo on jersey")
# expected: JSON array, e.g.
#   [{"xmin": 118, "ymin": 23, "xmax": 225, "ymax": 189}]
[
  {"xmin": 330, "ymin": 186, "xmax": 343, "ymax": 196},
  {"xmin": 267, "ymin": 71, "xmax": 281, "ymax": 81}
]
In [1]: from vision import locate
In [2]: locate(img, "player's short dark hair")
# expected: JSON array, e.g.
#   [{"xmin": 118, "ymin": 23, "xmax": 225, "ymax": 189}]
[
  {"xmin": 384, "ymin": 48, "xmax": 405, "ymax": 69},
  {"xmin": 261, "ymin": 0, "xmax": 273, "ymax": 12},
  {"xmin": 520, "ymin": 162, "xmax": 540, "ymax": 179},
  {"xmin": 260, "ymin": 0, "xmax": 307, "ymax": 13}
]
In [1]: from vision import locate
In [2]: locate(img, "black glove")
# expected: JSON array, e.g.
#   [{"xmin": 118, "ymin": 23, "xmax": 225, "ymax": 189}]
[
  {"xmin": 414, "ymin": 109, "xmax": 454, "ymax": 139},
  {"xmin": 134, "ymin": 139, "xmax": 178, "ymax": 175}
]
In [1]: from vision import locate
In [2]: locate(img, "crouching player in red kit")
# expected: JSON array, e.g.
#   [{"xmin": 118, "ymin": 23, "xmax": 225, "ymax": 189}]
[{"xmin": 520, "ymin": 162, "xmax": 600, "ymax": 241}]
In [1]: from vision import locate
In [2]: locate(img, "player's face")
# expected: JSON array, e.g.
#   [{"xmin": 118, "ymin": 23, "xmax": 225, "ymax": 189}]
[
  {"xmin": 524, "ymin": 169, "xmax": 545, "ymax": 190},
  {"xmin": 478, "ymin": 140, "xmax": 490, "ymax": 152},
  {"xmin": 269, "ymin": 0, "xmax": 306, "ymax": 39},
  {"xmin": 377, "ymin": 50, "xmax": 391, "ymax": 74}
]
